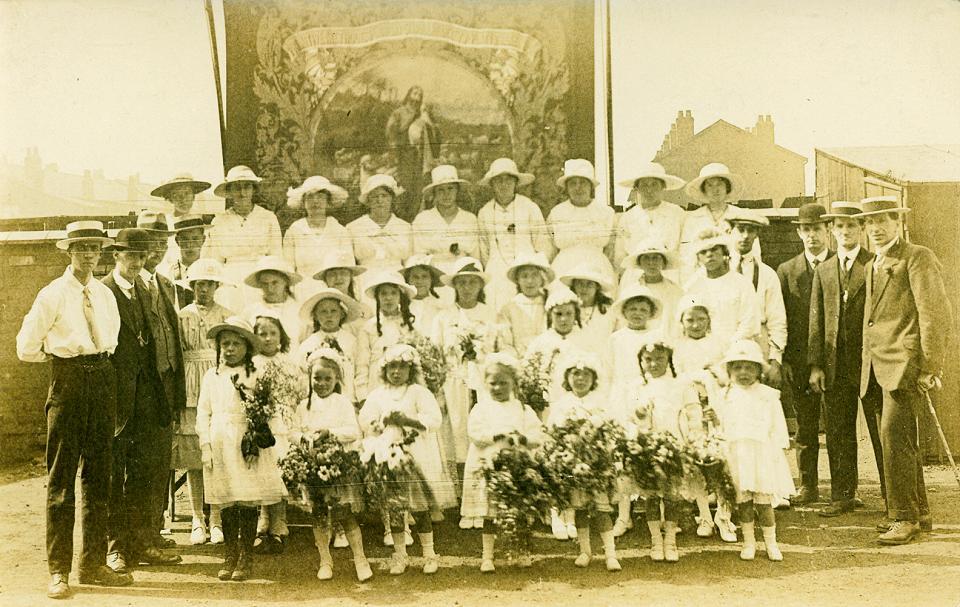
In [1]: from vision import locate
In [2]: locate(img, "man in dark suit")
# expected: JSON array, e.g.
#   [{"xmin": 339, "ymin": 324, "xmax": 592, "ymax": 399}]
[
  {"xmin": 103, "ymin": 229, "xmax": 181, "ymax": 572},
  {"xmin": 777, "ymin": 203, "xmax": 833, "ymax": 505},
  {"xmin": 858, "ymin": 196, "xmax": 951, "ymax": 544},
  {"xmin": 137, "ymin": 211, "xmax": 187, "ymax": 553},
  {"xmin": 808, "ymin": 201, "xmax": 884, "ymax": 517}
]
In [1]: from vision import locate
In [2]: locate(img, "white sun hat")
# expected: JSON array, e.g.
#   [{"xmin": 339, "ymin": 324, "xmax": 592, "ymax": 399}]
[
  {"xmin": 286, "ymin": 175, "xmax": 348, "ymax": 209},
  {"xmin": 506, "ymin": 251, "xmax": 555, "ymax": 284},
  {"xmin": 214, "ymin": 165, "xmax": 262, "ymax": 198},
  {"xmin": 617, "ymin": 161, "xmax": 685, "ymax": 191},
  {"xmin": 422, "ymin": 164, "xmax": 470, "ymax": 195},
  {"xmin": 56, "ymin": 220, "xmax": 113, "ymax": 251},
  {"xmin": 556, "ymin": 158, "xmax": 599, "ymax": 189},
  {"xmin": 722, "ymin": 339, "xmax": 765, "ymax": 366},
  {"xmin": 359, "ymin": 173, "xmax": 404, "ymax": 205},
  {"xmin": 612, "ymin": 283, "xmax": 662, "ymax": 320},
  {"xmin": 151, "ymin": 173, "xmax": 211, "ymax": 199},
  {"xmin": 299, "ymin": 285, "xmax": 364, "ymax": 327},
  {"xmin": 243, "ymin": 255, "xmax": 303, "ymax": 288},
  {"xmin": 684, "ymin": 162, "xmax": 745, "ymax": 204},
  {"xmin": 363, "ymin": 269, "xmax": 418, "ymax": 300},
  {"xmin": 479, "ymin": 157, "xmax": 535, "ymax": 187}
]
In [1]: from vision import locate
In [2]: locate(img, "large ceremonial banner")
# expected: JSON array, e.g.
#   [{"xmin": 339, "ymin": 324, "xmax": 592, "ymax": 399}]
[{"xmin": 222, "ymin": 0, "xmax": 595, "ymax": 224}]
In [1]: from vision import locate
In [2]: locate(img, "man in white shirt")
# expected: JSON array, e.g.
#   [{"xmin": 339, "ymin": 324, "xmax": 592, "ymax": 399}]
[
  {"xmin": 16, "ymin": 221, "xmax": 130, "ymax": 598},
  {"xmin": 729, "ymin": 211, "xmax": 787, "ymax": 388}
]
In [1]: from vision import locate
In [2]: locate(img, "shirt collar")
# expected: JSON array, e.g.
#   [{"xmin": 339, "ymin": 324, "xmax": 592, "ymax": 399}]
[
  {"xmin": 804, "ymin": 249, "xmax": 829, "ymax": 266},
  {"xmin": 875, "ymin": 236, "xmax": 900, "ymax": 258},
  {"xmin": 63, "ymin": 266, "xmax": 89, "ymax": 290},
  {"xmin": 113, "ymin": 268, "xmax": 135, "ymax": 292},
  {"xmin": 837, "ymin": 244, "xmax": 861, "ymax": 261}
]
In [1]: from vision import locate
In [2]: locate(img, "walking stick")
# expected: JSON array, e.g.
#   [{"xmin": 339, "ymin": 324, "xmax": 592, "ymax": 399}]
[{"xmin": 920, "ymin": 377, "xmax": 960, "ymax": 490}]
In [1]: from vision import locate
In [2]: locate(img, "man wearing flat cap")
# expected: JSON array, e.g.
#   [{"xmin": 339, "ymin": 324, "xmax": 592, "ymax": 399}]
[{"xmin": 857, "ymin": 196, "xmax": 951, "ymax": 544}]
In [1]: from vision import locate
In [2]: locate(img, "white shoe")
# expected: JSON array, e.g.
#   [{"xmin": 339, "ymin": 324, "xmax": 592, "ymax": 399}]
[
  {"xmin": 650, "ymin": 543, "xmax": 664, "ymax": 562},
  {"xmin": 459, "ymin": 517, "xmax": 473, "ymax": 530},
  {"xmin": 566, "ymin": 523, "xmax": 578, "ymax": 539},
  {"xmin": 405, "ymin": 531, "xmax": 414, "ymax": 546},
  {"xmin": 473, "ymin": 517, "xmax": 485, "ymax": 529},
  {"xmin": 389, "ymin": 555, "xmax": 408, "ymax": 575},
  {"xmin": 612, "ymin": 519, "xmax": 631, "ymax": 538},
  {"xmin": 480, "ymin": 558, "xmax": 495, "ymax": 573},
  {"xmin": 740, "ymin": 543, "xmax": 756, "ymax": 560},
  {"xmin": 317, "ymin": 564, "xmax": 333, "ymax": 580},
  {"xmin": 383, "ymin": 532, "xmax": 394, "ymax": 547},
  {"xmin": 664, "ymin": 542, "xmax": 679, "ymax": 562},
  {"xmin": 605, "ymin": 557, "xmax": 622, "ymax": 571},
  {"xmin": 574, "ymin": 553, "xmax": 590, "ymax": 568},
  {"xmin": 717, "ymin": 519, "xmax": 738, "ymax": 543},
  {"xmin": 422, "ymin": 556, "xmax": 439, "ymax": 574},
  {"xmin": 696, "ymin": 517, "xmax": 715, "ymax": 538},
  {"xmin": 355, "ymin": 559, "xmax": 373, "ymax": 582},
  {"xmin": 551, "ymin": 515, "xmax": 569, "ymax": 540},
  {"xmin": 209, "ymin": 526, "xmax": 224, "ymax": 545},
  {"xmin": 190, "ymin": 521, "xmax": 208, "ymax": 545},
  {"xmin": 333, "ymin": 531, "xmax": 348, "ymax": 548}
]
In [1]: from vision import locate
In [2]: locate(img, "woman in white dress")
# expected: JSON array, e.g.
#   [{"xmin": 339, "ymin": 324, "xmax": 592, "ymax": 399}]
[
  {"xmin": 613, "ymin": 162, "xmax": 686, "ymax": 276},
  {"xmin": 282, "ymin": 175, "xmax": 353, "ymax": 298},
  {"xmin": 202, "ymin": 166, "xmax": 282, "ymax": 311},
  {"xmin": 412, "ymin": 165, "xmax": 480, "ymax": 275},
  {"xmin": 151, "ymin": 172, "xmax": 212, "ymax": 271},
  {"xmin": 476, "ymin": 158, "xmax": 555, "ymax": 312},
  {"xmin": 547, "ymin": 159, "xmax": 616, "ymax": 286},
  {"xmin": 347, "ymin": 174, "xmax": 413, "ymax": 302}
]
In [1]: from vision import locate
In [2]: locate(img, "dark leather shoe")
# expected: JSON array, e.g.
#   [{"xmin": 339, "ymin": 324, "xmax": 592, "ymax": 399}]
[
  {"xmin": 231, "ymin": 553, "xmax": 251, "ymax": 581},
  {"xmin": 790, "ymin": 487, "xmax": 820, "ymax": 505},
  {"xmin": 107, "ymin": 551, "xmax": 128, "ymax": 574},
  {"xmin": 819, "ymin": 500, "xmax": 855, "ymax": 517},
  {"xmin": 137, "ymin": 546, "xmax": 182, "ymax": 566},
  {"xmin": 218, "ymin": 553, "xmax": 238, "ymax": 581},
  {"xmin": 878, "ymin": 520, "xmax": 920, "ymax": 545},
  {"xmin": 47, "ymin": 573, "xmax": 71, "ymax": 599},
  {"xmin": 155, "ymin": 535, "xmax": 177, "ymax": 549},
  {"xmin": 853, "ymin": 497, "xmax": 865, "ymax": 508},
  {"xmin": 78, "ymin": 565, "xmax": 134, "ymax": 587}
]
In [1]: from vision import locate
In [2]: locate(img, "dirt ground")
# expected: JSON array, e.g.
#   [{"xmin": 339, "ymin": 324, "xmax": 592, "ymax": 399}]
[{"xmin": 1, "ymin": 455, "xmax": 959, "ymax": 607}]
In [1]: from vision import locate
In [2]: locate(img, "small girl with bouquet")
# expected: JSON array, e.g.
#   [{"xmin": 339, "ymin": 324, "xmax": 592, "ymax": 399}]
[
  {"xmin": 619, "ymin": 338, "xmax": 703, "ymax": 563},
  {"xmin": 358, "ymin": 344, "xmax": 456, "ymax": 575},
  {"xmin": 713, "ymin": 340, "xmax": 794, "ymax": 561},
  {"xmin": 460, "ymin": 353, "xmax": 544, "ymax": 573},
  {"xmin": 196, "ymin": 317, "xmax": 286, "ymax": 582},
  {"xmin": 292, "ymin": 348, "xmax": 372, "ymax": 582},
  {"xmin": 546, "ymin": 352, "xmax": 622, "ymax": 570}
]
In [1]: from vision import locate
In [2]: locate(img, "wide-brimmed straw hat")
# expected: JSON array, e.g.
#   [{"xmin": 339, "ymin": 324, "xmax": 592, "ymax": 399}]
[
  {"xmin": 137, "ymin": 210, "xmax": 173, "ymax": 235},
  {"xmin": 359, "ymin": 174, "xmax": 404, "ymax": 205},
  {"xmin": 313, "ymin": 251, "xmax": 366, "ymax": 280},
  {"xmin": 422, "ymin": 164, "xmax": 470, "ymax": 195},
  {"xmin": 108, "ymin": 228, "xmax": 154, "ymax": 253},
  {"xmin": 243, "ymin": 255, "xmax": 303, "ymax": 288},
  {"xmin": 206, "ymin": 316, "xmax": 261, "ymax": 352},
  {"xmin": 506, "ymin": 251, "xmax": 555, "ymax": 283},
  {"xmin": 479, "ymin": 158, "xmax": 535, "ymax": 188},
  {"xmin": 56, "ymin": 220, "xmax": 113, "ymax": 250},
  {"xmin": 822, "ymin": 201, "xmax": 862, "ymax": 219},
  {"xmin": 402, "ymin": 254, "xmax": 445, "ymax": 284},
  {"xmin": 363, "ymin": 270, "xmax": 418, "ymax": 300},
  {"xmin": 545, "ymin": 281, "xmax": 581, "ymax": 311},
  {"xmin": 692, "ymin": 227, "xmax": 732, "ymax": 256},
  {"xmin": 728, "ymin": 208, "xmax": 770, "ymax": 228},
  {"xmin": 617, "ymin": 162, "xmax": 685, "ymax": 191},
  {"xmin": 558, "ymin": 263, "xmax": 614, "ymax": 295},
  {"xmin": 441, "ymin": 257, "xmax": 489, "ymax": 287},
  {"xmin": 151, "ymin": 173, "xmax": 211, "ymax": 199},
  {"xmin": 556, "ymin": 158, "xmax": 599, "ymax": 189},
  {"xmin": 856, "ymin": 196, "xmax": 910, "ymax": 217},
  {"xmin": 722, "ymin": 339, "xmax": 765, "ymax": 366},
  {"xmin": 791, "ymin": 203, "xmax": 829, "ymax": 225},
  {"xmin": 214, "ymin": 165, "xmax": 262, "ymax": 198},
  {"xmin": 299, "ymin": 286, "xmax": 364, "ymax": 327},
  {"xmin": 621, "ymin": 238, "xmax": 678, "ymax": 271},
  {"xmin": 612, "ymin": 283, "xmax": 662, "ymax": 320},
  {"xmin": 684, "ymin": 163, "xmax": 745, "ymax": 203},
  {"xmin": 185, "ymin": 258, "xmax": 228, "ymax": 284},
  {"xmin": 286, "ymin": 175, "xmax": 348, "ymax": 209},
  {"xmin": 172, "ymin": 214, "xmax": 212, "ymax": 233}
]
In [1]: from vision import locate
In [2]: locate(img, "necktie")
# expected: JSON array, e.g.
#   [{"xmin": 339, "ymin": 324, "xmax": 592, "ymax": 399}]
[
  {"xmin": 811, "ymin": 258, "xmax": 820, "ymax": 270},
  {"xmin": 82, "ymin": 286, "xmax": 101, "ymax": 351},
  {"xmin": 148, "ymin": 276, "xmax": 158, "ymax": 302},
  {"xmin": 737, "ymin": 257, "xmax": 744, "ymax": 274}
]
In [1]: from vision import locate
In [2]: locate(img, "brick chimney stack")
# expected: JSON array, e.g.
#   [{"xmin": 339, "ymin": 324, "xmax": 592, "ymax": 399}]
[
  {"xmin": 754, "ymin": 114, "xmax": 774, "ymax": 144},
  {"xmin": 657, "ymin": 110, "xmax": 695, "ymax": 159}
]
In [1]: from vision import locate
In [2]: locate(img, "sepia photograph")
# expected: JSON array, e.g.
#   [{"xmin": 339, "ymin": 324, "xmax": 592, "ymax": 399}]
[{"xmin": 1, "ymin": 1, "xmax": 959, "ymax": 605}]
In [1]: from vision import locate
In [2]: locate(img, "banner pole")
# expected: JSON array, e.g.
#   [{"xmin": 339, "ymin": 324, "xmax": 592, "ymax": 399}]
[{"xmin": 205, "ymin": 0, "xmax": 227, "ymax": 162}]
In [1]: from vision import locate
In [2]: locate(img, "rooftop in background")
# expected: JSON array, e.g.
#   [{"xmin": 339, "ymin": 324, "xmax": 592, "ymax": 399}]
[{"xmin": 817, "ymin": 145, "xmax": 960, "ymax": 184}]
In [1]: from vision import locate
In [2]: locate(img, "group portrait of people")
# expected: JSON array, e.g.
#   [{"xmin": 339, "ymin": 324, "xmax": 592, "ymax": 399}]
[{"xmin": 16, "ymin": 153, "xmax": 952, "ymax": 599}]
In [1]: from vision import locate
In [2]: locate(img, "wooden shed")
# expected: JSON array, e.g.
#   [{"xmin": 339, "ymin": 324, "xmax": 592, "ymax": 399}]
[{"xmin": 816, "ymin": 145, "xmax": 960, "ymax": 459}]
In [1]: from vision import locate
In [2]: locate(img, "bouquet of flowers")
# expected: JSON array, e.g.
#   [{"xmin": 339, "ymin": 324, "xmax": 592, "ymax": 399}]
[
  {"xmin": 516, "ymin": 350, "xmax": 557, "ymax": 414},
  {"xmin": 615, "ymin": 419, "xmax": 694, "ymax": 497},
  {"xmin": 688, "ymin": 433, "xmax": 737, "ymax": 506},
  {"xmin": 539, "ymin": 413, "xmax": 625, "ymax": 512},
  {"xmin": 399, "ymin": 333, "xmax": 448, "ymax": 395},
  {"xmin": 232, "ymin": 372, "xmax": 279, "ymax": 462},
  {"xmin": 359, "ymin": 421, "xmax": 424, "ymax": 527},
  {"xmin": 279, "ymin": 429, "xmax": 365, "ymax": 516},
  {"xmin": 259, "ymin": 356, "xmax": 307, "ymax": 427},
  {"xmin": 481, "ymin": 434, "xmax": 553, "ymax": 559},
  {"xmin": 453, "ymin": 322, "xmax": 487, "ymax": 363}
]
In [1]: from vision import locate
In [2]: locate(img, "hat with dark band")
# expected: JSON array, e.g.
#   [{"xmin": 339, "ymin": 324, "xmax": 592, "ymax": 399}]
[
  {"xmin": 108, "ymin": 228, "xmax": 154, "ymax": 253},
  {"xmin": 56, "ymin": 220, "xmax": 114, "ymax": 251},
  {"xmin": 791, "ymin": 203, "xmax": 829, "ymax": 225},
  {"xmin": 856, "ymin": 196, "xmax": 910, "ymax": 217},
  {"xmin": 172, "ymin": 214, "xmax": 211, "ymax": 232},
  {"xmin": 822, "ymin": 201, "xmax": 862, "ymax": 219},
  {"xmin": 151, "ymin": 173, "xmax": 211, "ymax": 199}
]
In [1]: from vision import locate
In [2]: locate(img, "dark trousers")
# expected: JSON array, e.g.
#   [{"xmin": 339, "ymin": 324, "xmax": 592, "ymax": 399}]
[
  {"xmin": 870, "ymin": 373, "xmax": 930, "ymax": 521},
  {"xmin": 45, "ymin": 357, "xmax": 117, "ymax": 575},
  {"xmin": 221, "ymin": 506, "xmax": 258, "ymax": 557},
  {"xmin": 107, "ymin": 372, "xmax": 169, "ymax": 559},
  {"xmin": 824, "ymin": 378, "xmax": 885, "ymax": 502},
  {"xmin": 148, "ymin": 371, "xmax": 176, "ymax": 539},
  {"xmin": 789, "ymin": 368, "xmax": 822, "ymax": 491}
]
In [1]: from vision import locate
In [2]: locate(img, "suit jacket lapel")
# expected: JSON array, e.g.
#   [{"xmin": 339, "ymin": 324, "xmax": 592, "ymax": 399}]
[
  {"xmin": 847, "ymin": 251, "xmax": 867, "ymax": 301},
  {"xmin": 871, "ymin": 240, "xmax": 903, "ymax": 306},
  {"xmin": 105, "ymin": 277, "xmax": 135, "ymax": 331}
]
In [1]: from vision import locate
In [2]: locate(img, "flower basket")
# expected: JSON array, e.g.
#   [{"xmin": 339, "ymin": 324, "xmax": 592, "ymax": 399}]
[
  {"xmin": 539, "ymin": 414, "xmax": 624, "ymax": 513},
  {"xmin": 279, "ymin": 429, "xmax": 365, "ymax": 517}
]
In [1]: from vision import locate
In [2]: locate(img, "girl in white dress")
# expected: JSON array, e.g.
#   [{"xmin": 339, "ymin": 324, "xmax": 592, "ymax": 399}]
[
  {"xmin": 296, "ymin": 287, "xmax": 369, "ymax": 404},
  {"xmin": 460, "ymin": 353, "xmax": 544, "ymax": 573},
  {"xmin": 618, "ymin": 339, "xmax": 704, "ymax": 563},
  {"xmin": 430, "ymin": 257, "xmax": 496, "ymax": 525},
  {"xmin": 547, "ymin": 352, "xmax": 622, "ymax": 571},
  {"xmin": 293, "ymin": 349, "xmax": 372, "ymax": 582},
  {"xmin": 496, "ymin": 252, "xmax": 553, "ymax": 358},
  {"xmin": 617, "ymin": 239, "xmax": 683, "ymax": 337},
  {"xmin": 714, "ymin": 340, "xmax": 794, "ymax": 561},
  {"xmin": 242, "ymin": 256, "xmax": 304, "ymax": 349},
  {"xmin": 358, "ymin": 344, "xmax": 456, "ymax": 575},
  {"xmin": 197, "ymin": 317, "xmax": 285, "ymax": 582},
  {"xmin": 360, "ymin": 271, "xmax": 419, "ymax": 393},
  {"xmin": 176, "ymin": 259, "xmax": 232, "ymax": 546},
  {"xmin": 547, "ymin": 159, "xmax": 616, "ymax": 285},
  {"xmin": 283, "ymin": 176, "xmax": 353, "ymax": 298},
  {"xmin": 608, "ymin": 284, "xmax": 662, "ymax": 396},
  {"xmin": 402, "ymin": 254, "xmax": 448, "ymax": 334},
  {"xmin": 313, "ymin": 250, "xmax": 368, "ymax": 312},
  {"xmin": 559, "ymin": 263, "xmax": 617, "ymax": 375}
]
